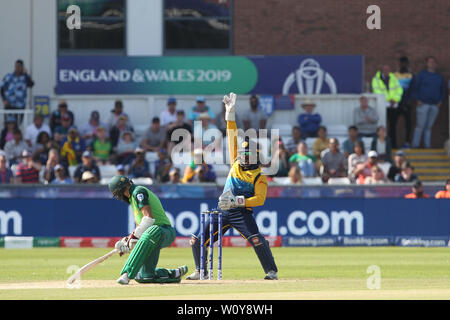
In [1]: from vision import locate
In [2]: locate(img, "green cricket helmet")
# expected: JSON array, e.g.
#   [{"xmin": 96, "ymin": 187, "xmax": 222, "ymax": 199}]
[{"xmin": 108, "ymin": 175, "xmax": 133, "ymax": 203}]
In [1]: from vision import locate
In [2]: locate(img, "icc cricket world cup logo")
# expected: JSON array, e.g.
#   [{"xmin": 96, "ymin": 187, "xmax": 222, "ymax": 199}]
[{"xmin": 282, "ymin": 58, "xmax": 338, "ymax": 94}]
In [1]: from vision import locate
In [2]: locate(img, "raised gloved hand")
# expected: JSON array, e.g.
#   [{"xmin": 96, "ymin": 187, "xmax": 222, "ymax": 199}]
[
  {"xmin": 218, "ymin": 189, "xmax": 245, "ymax": 210},
  {"xmin": 223, "ymin": 92, "xmax": 237, "ymax": 121}
]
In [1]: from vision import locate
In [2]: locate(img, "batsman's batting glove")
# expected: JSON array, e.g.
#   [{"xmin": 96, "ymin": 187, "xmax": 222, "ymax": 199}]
[
  {"xmin": 115, "ymin": 237, "xmax": 130, "ymax": 257},
  {"xmin": 223, "ymin": 92, "xmax": 236, "ymax": 121},
  {"xmin": 126, "ymin": 232, "xmax": 138, "ymax": 251}
]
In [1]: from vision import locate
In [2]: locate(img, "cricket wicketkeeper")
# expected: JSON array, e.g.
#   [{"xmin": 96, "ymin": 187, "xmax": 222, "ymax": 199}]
[
  {"xmin": 109, "ymin": 175, "xmax": 188, "ymax": 284},
  {"xmin": 186, "ymin": 92, "xmax": 279, "ymax": 280}
]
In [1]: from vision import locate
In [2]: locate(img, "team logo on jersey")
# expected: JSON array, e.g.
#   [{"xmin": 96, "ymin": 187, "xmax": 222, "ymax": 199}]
[{"xmin": 137, "ymin": 193, "xmax": 144, "ymax": 201}]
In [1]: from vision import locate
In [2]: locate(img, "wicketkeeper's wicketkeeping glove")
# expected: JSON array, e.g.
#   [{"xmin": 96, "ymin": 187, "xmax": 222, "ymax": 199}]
[
  {"xmin": 223, "ymin": 92, "xmax": 237, "ymax": 121},
  {"xmin": 218, "ymin": 189, "xmax": 245, "ymax": 210}
]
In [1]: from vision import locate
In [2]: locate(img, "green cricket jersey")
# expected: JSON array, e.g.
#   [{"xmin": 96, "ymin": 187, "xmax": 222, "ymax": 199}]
[{"xmin": 129, "ymin": 185, "xmax": 171, "ymax": 226}]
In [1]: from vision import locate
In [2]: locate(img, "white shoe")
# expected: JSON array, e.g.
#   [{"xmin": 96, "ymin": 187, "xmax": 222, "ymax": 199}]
[
  {"xmin": 117, "ymin": 272, "xmax": 130, "ymax": 285},
  {"xmin": 264, "ymin": 270, "xmax": 278, "ymax": 280}
]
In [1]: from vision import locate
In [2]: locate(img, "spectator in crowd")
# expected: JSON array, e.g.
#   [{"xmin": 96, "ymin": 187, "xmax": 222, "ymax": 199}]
[
  {"xmin": 128, "ymin": 148, "xmax": 151, "ymax": 179},
  {"xmin": 60, "ymin": 127, "xmax": 86, "ymax": 167},
  {"xmin": 116, "ymin": 131, "xmax": 137, "ymax": 165},
  {"xmin": 15, "ymin": 150, "xmax": 40, "ymax": 184},
  {"xmin": 187, "ymin": 96, "xmax": 215, "ymax": 126},
  {"xmin": 159, "ymin": 97, "xmax": 178, "ymax": 127},
  {"xmin": 412, "ymin": 56, "xmax": 446, "ymax": 148},
  {"xmin": 140, "ymin": 117, "xmax": 166, "ymax": 152},
  {"xmin": 169, "ymin": 167, "xmax": 181, "ymax": 184},
  {"xmin": 116, "ymin": 164, "xmax": 126, "ymax": 176},
  {"xmin": 166, "ymin": 110, "xmax": 192, "ymax": 154},
  {"xmin": 347, "ymin": 140, "xmax": 367, "ymax": 182},
  {"xmin": 81, "ymin": 171, "xmax": 98, "ymax": 184},
  {"xmin": 182, "ymin": 149, "xmax": 216, "ymax": 183},
  {"xmin": 394, "ymin": 56, "xmax": 415, "ymax": 148},
  {"xmin": 195, "ymin": 112, "xmax": 221, "ymax": 149},
  {"xmin": 371, "ymin": 65, "xmax": 403, "ymax": 146},
  {"xmin": 1, "ymin": 59, "xmax": 34, "ymax": 125},
  {"xmin": 109, "ymin": 114, "xmax": 134, "ymax": 148},
  {"xmin": 0, "ymin": 115, "xmax": 18, "ymax": 149},
  {"xmin": 298, "ymin": 99, "xmax": 322, "ymax": 139},
  {"xmin": 215, "ymin": 101, "xmax": 240, "ymax": 136},
  {"xmin": 353, "ymin": 95, "xmax": 379, "ymax": 137},
  {"xmin": 53, "ymin": 113, "xmax": 73, "ymax": 143},
  {"xmin": 73, "ymin": 150, "xmax": 101, "ymax": 183},
  {"xmin": 289, "ymin": 141, "xmax": 317, "ymax": 178},
  {"xmin": 49, "ymin": 101, "xmax": 74, "ymax": 134},
  {"xmin": 91, "ymin": 125, "xmax": 112, "ymax": 165},
  {"xmin": 364, "ymin": 166, "xmax": 387, "ymax": 184},
  {"xmin": 355, "ymin": 150, "xmax": 380, "ymax": 184},
  {"xmin": 24, "ymin": 114, "xmax": 51, "ymax": 150},
  {"xmin": 80, "ymin": 110, "xmax": 105, "ymax": 146},
  {"xmin": 371, "ymin": 125, "xmax": 392, "ymax": 163},
  {"xmin": 107, "ymin": 100, "xmax": 128, "ymax": 130},
  {"xmin": 4, "ymin": 129, "xmax": 28, "ymax": 165},
  {"xmin": 32, "ymin": 131, "xmax": 55, "ymax": 165},
  {"xmin": 405, "ymin": 180, "xmax": 429, "ymax": 198},
  {"xmin": 342, "ymin": 125, "xmax": 362, "ymax": 158},
  {"xmin": 387, "ymin": 150, "xmax": 407, "ymax": 181},
  {"xmin": 285, "ymin": 126, "xmax": 303, "ymax": 156},
  {"xmin": 270, "ymin": 139, "xmax": 290, "ymax": 177},
  {"xmin": 435, "ymin": 179, "xmax": 450, "ymax": 199},
  {"xmin": 312, "ymin": 126, "xmax": 329, "ymax": 163},
  {"xmin": 50, "ymin": 164, "xmax": 73, "ymax": 185},
  {"xmin": 320, "ymin": 138, "xmax": 347, "ymax": 182},
  {"xmin": 44, "ymin": 148, "xmax": 68, "ymax": 184},
  {"xmin": 154, "ymin": 148, "xmax": 172, "ymax": 183},
  {"xmin": 0, "ymin": 154, "xmax": 13, "ymax": 184},
  {"xmin": 242, "ymin": 95, "xmax": 267, "ymax": 131},
  {"xmin": 288, "ymin": 166, "xmax": 303, "ymax": 184},
  {"xmin": 394, "ymin": 162, "xmax": 418, "ymax": 183}
]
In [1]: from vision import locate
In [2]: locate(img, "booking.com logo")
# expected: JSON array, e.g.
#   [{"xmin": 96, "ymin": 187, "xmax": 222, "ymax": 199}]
[{"xmin": 170, "ymin": 121, "xmax": 281, "ymax": 176}]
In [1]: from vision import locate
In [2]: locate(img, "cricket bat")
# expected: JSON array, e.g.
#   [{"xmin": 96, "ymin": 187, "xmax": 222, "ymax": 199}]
[{"xmin": 67, "ymin": 248, "xmax": 119, "ymax": 284}]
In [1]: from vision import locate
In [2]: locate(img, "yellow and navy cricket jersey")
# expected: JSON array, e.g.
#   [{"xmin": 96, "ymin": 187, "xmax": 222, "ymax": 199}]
[{"xmin": 222, "ymin": 120, "xmax": 268, "ymax": 210}]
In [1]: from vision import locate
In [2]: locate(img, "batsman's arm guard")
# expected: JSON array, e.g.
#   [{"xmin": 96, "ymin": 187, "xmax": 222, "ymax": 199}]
[{"xmin": 134, "ymin": 216, "xmax": 155, "ymax": 238}]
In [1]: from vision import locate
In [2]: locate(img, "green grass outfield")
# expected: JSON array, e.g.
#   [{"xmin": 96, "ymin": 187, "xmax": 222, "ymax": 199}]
[{"xmin": 0, "ymin": 247, "xmax": 449, "ymax": 300}]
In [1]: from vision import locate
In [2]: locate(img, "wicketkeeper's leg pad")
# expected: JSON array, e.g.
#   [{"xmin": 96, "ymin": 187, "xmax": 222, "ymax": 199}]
[{"xmin": 248, "ymin": 234, "xmax": 278, "ymax": 274}]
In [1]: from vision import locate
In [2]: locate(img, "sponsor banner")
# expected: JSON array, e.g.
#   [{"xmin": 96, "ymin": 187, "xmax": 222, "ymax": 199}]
[
  {"xmin": 60, "ymin": 237, "xmax": 122, "ymax": 248},
  {"xmin": 0, "ymin": 237, "xmax": 4, "ymax": 247},
  {"xmin": 4, "ymin": 236, "xmax": 33, "ymax": 249},
  {"xmin": 33, "ymin": 237, "xmax": 60, "ymax": 247},
  {"xmin": 395, "ymin": 237, "xmax": 450, "ymax": 247},
  {"xmin": 56, "ymin": 55, "xmax": 363, "ymax": 95},
  {"xmin": 282, "ymin": 236, "xmax": 339, "ymax": 247},
  {"xmin": 339, "ymin": 236, "xmax": 394, "ymax": 246},
  {"xmin": 171, "ymin": 237, "xmax": 191, "ymax": 248}
]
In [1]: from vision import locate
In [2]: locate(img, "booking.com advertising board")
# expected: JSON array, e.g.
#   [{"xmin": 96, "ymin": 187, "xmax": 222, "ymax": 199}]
[
  {"xmin": 56, "ymin": 55, "xmax": 364, "ymax": 95},
  {"xmin": 1, "ymin": 198, "xmax": 449, "ymax": 246}
]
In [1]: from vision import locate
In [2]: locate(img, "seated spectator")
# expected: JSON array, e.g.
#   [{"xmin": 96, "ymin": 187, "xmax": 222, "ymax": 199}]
[
  {"xmin": 32, "ymin": 131, "xmax": 55, "ymax": 165},
  {"xmin": 160, "ymin": 97, "xmax": 178, "ymax": 127},
  {"xmin": 387, "ymin": 150, "xmax": 407, "ymax": 181},
  {"xmin": 355, "ymin": 150, "xmax": 379, "ymax": 184},
  {"xmin": 435, "ymin": 179, "xmax": 450, "ymax": 198},
  {"xmin": 312, "ymin": 126, "xmax": 329, "ymax": 162},
  {"xmin": 73, "ymin": 151, "xmax": 101, "ymax": 183},
  {"xmin": 0, "ymin": 154, "xmax": 13, "ymax": 184},
  {"xmin": 107, "ymin": 100, "xmax": 128, "ymax": 130},
  {"xmin": 60, "ymin": 127, "xmax": 86, "ymax": 167},
  {"xmin": 371, "ymin": 126, "xmax": 392, "ymax": 163},
  {"xmin": 289, "ymin": 141, "xmax": 317, "ymax": 177},
  {"xmin": 353, "ymin": 95, "xmax": 379, "ymax": 137},
  {"xmin": 80, "ymin": 110, "xmax": 105, "ymax": 146},
  {"xmin": 182, "ymin": 149, "xmax": 216, "ymax": 183},
  {"xmin": 110, "ymin": 114, "xmax": 134, "ymax": 148},
  {"xmin": 81, "ymin": 171, "xmax": 98, "ymax": 184},
  {"xmin": 91, "ymin": 126, "xmax": 112, "ymax": 165},
  {"xmin": 285, "ymin": 126, "xmax": 303, "ymax": 156},
  {"xmin": 347, "ymin": 141, "xmax": 367, "ymax": 182},
  {"xmin": 49, "ymin": 100, "xmax": 74, "ymax": 134},
  {"xmin": 166, "ymin": 110, "xmax": 192, "ymax": 154},
  {"xmin": 342, "ymin": 126, "xmax": 362, "ymax": 158},
  {"xmin": 116, "ymin": 131, "xmax": 137, "ymax": 165},
  {"xmin": 364, "ymin": 166, "xmax": 387, "ymax": 184},
  {"xmin": 169, "ymin": 167, "xmax": 181, "ymax": 184},
  {"xmin": 141, "ymin": 117, "xmax": 166, "ymax": 152},
  {"xmin": 187, "ymin": 96, "xmax": 215, "ymax": 126},
  {"xmin": 394, "ymin": 162, "xmax": 418, "ymax": 183},
  {"xmin": 195, "ymin": 112, "xmax": 221, "ymax": 149},
  {"xmin": 288, "ymin": 166, "xmax": 302, "ymax": 184},
  {"xmin": 405, "ymin": 180, "xmax": 429, "ymax": 198},
  {"xmin": 215, "ymin": 101, "xmax": 240, "ymax": 136},
  {"xmin": 15, "ymin": 150, "xmax": 40, "ymax": 184},
  {"xmin": 4, "ymin": 129, "xmax": 28, "ymax": 165},
  {"xmin": 154, "ymin": 148, "xmax": 172, "ymax": 183},
  {"xmin": 44, "ymin": 148, "xmax": 68, "ymax": 184},
  {"xmin": 128, "ymin": 148, "xmax": 151, "ymax": 179},
  {"xmin": 116, "ymin": 164, "xmax": 126, "ymax": 176},
  {"xmin": 298, "ymin": 99, "xmax": 321, "ymax": 139},
  {"xmin": 320, "ymin": 138, "xmax": 347, "ymax": 182},
  {"xmin": 24, "ymin": 114, "xmax": 51, "ymax": 150},
  {"xmin": 53, "ymin": 113, "xmax": 73, "ymax": 143},
  {"xmin": 270, "ymin": 139, "xmax": 290, "ymax": 177},
  {"xmin": 50, "ymin": 164, "xmax": 73, "ymax": 185},
  {"xmin": 0, "ymin": 115, "xmax": 18, "ymax": 149},
  {"xmin": 242, "ymin": 95, "xmax": 267, "ymax": 131}
]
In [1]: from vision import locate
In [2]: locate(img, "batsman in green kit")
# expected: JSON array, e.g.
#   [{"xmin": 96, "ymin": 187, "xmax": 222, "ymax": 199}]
[{"xmin": 108, "ymin": 175, "xmax": 188, "ymax": 284}]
